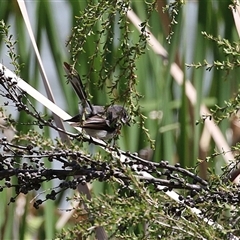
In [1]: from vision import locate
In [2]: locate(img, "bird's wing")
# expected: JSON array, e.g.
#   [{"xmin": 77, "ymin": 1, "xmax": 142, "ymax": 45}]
[{"xmin": 81, "ymin": 115, "xmax": 115, "ymax": 131}]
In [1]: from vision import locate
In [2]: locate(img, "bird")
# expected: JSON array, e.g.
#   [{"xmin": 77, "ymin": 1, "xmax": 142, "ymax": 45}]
[{"xmin": 63, "ymin": 62, "xmax": 130, "ymax": 140}]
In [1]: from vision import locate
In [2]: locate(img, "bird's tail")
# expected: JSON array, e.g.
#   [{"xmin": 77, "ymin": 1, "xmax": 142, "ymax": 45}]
[{"xmin": 63, "ymin": 62, "xmax": 93, "ymax": 113}]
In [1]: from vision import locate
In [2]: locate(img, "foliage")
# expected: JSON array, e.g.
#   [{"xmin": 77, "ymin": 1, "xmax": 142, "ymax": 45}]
[
  {"xmin": 0, "ymin": 20, "xmax": 22, "ymax": 75},
  {"xmin": 162, "ymin": 0, "xmax": 185, "ymax": 44},
  {"xmin": 67, "ymin": 0, "xmax": 156, "ymax": 148},
  {"xmin": 1, "ymin": 0, "xmax": 240, "ymax": 239},
  {"xmin": 187, "ymin": 31, "xmax": 240, "ymax": 126}
]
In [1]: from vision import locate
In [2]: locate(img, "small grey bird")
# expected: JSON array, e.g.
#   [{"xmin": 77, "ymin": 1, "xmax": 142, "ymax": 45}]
[{"xmin": 63, "ymin": 62, "xmax": 130, "ymax": 140}]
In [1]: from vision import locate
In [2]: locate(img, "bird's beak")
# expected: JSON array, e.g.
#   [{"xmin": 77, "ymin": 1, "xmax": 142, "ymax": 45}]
[{"xmin": 121, "ymin": 117, "xmax": 131, "ymax": 126}]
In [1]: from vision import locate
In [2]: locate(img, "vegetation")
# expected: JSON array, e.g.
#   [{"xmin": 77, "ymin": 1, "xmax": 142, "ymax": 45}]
[{"xmin": 1, "ymin": 0, "xmax": 240, "ymax": 239}]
